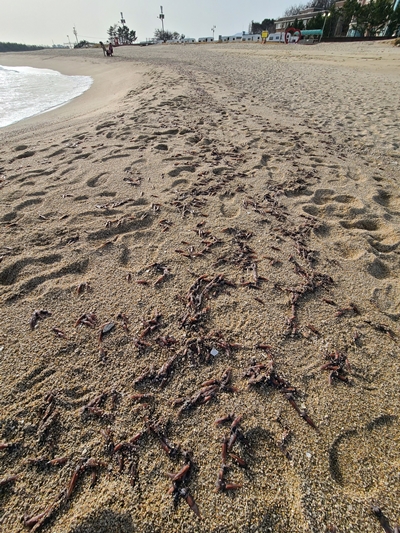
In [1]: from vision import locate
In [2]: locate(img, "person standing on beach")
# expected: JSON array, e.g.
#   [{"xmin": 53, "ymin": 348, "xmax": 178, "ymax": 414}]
[
  {"xmin": 108, "ymin": 43, "xmax": 114, "ymax": 57},
  {"xmin": 99, "ymin": 42, "xmax": 107, "ymax": 56}
]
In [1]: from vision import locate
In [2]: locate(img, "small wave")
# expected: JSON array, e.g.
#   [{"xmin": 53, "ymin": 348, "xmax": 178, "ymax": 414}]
[
  {"xmin": 0, "ymin": 65, "xmax": 19, "ymax": 73},
  {"xmin": 0, "ymin": 65, "xmax": 93, "ymax": 128}
]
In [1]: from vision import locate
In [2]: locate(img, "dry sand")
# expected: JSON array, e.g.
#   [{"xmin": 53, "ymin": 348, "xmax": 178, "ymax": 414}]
[{"xmin": 0, "ymin": 41, "xmax": 399, "ymax": 533}]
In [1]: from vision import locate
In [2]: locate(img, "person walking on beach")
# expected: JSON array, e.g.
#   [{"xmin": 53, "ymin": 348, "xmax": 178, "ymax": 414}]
[
  {"xmin": 99, "ymin": 42, "xmax": 107, "ymax": 56},
  {"xmin": 99, "ymin": 42, "xmax": 113, "ymax": 57}
]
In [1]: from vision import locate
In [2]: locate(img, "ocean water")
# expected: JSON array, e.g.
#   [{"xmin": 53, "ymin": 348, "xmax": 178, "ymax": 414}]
[{"xmin": 0, "ymin": 65, "xmax": 93, "ymax": 128}]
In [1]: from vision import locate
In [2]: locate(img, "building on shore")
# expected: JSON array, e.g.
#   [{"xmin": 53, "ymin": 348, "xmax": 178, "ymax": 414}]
[
  {"xmin": 219, "ymin": 32, "xmax": 262, "ymax": 42},
  {"xmin": 267, "ymin": 33, "xmax": 286, "ymax": 42},
  {"xmin": 275, "ymin": 7, "xmax": 329, "ymax": 32},
  {"xmin": 220, "ymin": 35, "xmax": 239, "ymax": 41},
  {"xmin": 274, "ymin": 1, "xmax": 350, "ymax": 38},
  {"xmin": 241, "ymin": 33, "xmax": 262, "ymax": 41}
]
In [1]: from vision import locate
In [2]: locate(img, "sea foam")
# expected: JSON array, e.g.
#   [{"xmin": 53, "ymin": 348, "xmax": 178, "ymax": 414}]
[{"xmin": 0, "ymin": 65, "xmax": 92, "ymax": 128}]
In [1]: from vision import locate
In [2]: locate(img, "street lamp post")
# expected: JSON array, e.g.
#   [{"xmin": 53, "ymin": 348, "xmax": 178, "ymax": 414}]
[
  {"xmin": 159, "ymin": 6, "xmax": 165, "ymax": 41},
  {"xmin": 320, "ymin": 12, "xmax": 331, "ymax": 42},
  {"xmin": 211, "ymin": 25, "xmax": 216, "ymax": 40}
]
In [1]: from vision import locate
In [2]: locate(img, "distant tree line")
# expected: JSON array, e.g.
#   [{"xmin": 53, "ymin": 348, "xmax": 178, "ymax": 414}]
[
  {"xmin": 283, "ymin": 0, "xmax": 335, "ymax": 17},
  {"xmin": 107, "ymin": 23, "xmax": 137, "ymax": 44},
  {"xmin": 0, "ymin": 42, "xmax": 46, "ymax": 53},
  {"xmin": 74, "ymin": 40, "xmax": 90, "ymax": 48},
  {"xmin": 153, "ymin": 29, "xmax": 185, "ymax": 41},
  {"xmin": 249, "ymin": 19, "xmax": 276, "ymax": 34}
]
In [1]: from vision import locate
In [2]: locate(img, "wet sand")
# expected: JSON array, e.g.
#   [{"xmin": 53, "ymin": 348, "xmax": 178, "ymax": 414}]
[{"xmin": 0, "ymin": 42, "xmax": 399, "ymax": 533}]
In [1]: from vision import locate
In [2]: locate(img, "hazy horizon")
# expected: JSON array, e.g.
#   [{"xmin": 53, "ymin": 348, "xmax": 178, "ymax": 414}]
[{"xmin": 1, "ymin": 0, "xmax": 296, "ymax": 46}]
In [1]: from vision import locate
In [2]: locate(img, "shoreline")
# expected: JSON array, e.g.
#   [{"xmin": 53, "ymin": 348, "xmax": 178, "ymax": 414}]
[{"xmin": 0, "ymin": 50, "xmax": 146, "ymax": 135}]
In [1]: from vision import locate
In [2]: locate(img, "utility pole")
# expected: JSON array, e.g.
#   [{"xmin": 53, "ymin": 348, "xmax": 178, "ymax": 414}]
[
  {"xmin": 120, "ymin": 12, "xmax": 126, "ymax": 44},
  {"xmin": 211, "ymin": 25, "xmax": 216, "ymax": 40},
  {"xmin": 73, "ymin": 25, "xmax": 78, "ymax": 44},
  {"xmin": 67, "ymin": 35, "xmax": 72, "ymax": 48},
  {"xmin": 159, "ymin": 6, "xmax": 165, "ymax": 41}
]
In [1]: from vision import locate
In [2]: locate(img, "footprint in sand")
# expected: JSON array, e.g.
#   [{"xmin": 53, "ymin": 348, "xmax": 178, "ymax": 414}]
[
  {"xmin": 14, "ymin": 198, "xmax": 43, "ymax": 211},
  {"xmin": 313, "ymin": 222, "xmax": 332, "ymax": 239},
  {"xmin": 329, "ymin": 415, "xmax": 399, "ymax": 496},
  {"xmin": 27, "ymin": 191, "xmax": 47, "ymax": 197},
  {"xmin": 5, "ymin": 258, "xmax": 89, "ymax": 303},
  {"xmin": 303, "ymin": 204, "xmax": 320, "ymax": 217},
  {"xmin": 154, "ymin": 143, "xmax": 168, "ymax": 151},
  {"xmin": 302, "ymin": 189, "xmax": 365, "ymax": 219},
  {"xmin": 0, "ymin": 254, "xmax": 62, "ymax": 286},
  {"xmin": 168, "ymin": 166, "xmax": 196, "ymax": 177},
  {"xmin": 152, "ymin": 128, "xmax": 179, "ymax": 137},
  {"xmin": 47, "ymin": 148, "xmax": 66, "ymax": 158},
  {"xmin": 100, "ymin": 153, "xmax": 131, "ymax": 162},
  {"xmin": 372, "ymin": 283, "xmax": 400, "ymax": 318},
  {"xmin": 332, "ymin": 240, "xmax": 366, "ymax": 260},
  {"xmin": 68, "ymin": 152, "xmax": 91, "ymax": 163},
  {"xmin": 334, "ymin": 194, "xmax": 356, "ymax": 204},
  {"xmin": 169, "ymin": 178, "xmax": 188, "ymax": 189},
  {"xmin": 368, "ymin": 236, "xmax": 400, "ymax": 254},
  {"xmin": 14, "ymin": 364, "xmax": 56, "ymax": 393},
  {"xmin": 252, "ymin": 153, "xmax": 271, "ymax": 170},
  {"xmin": 240, "ymin": 425, "xmax": 309, "ymax": 531},
  {"xmin": 372, "ymin": 175, "xmax": 386, "ymax": 183},
  {"xmin": 86, "ymin": 172, "xmax": 109, "ymax": 188},
  {"xmin": 220, "ymin": 197, "xmax": 240, "ymax": 219},
  {"xmin": 95, "ymin": 120, "xmax": 117, "ymax": 132},
  {"xmin": 2, "ymin": 210, "xmax": 19, "ymax": 223},
  {"xmin": 372, "ymin": 189, "xmax": 400, "ymax": 213},
  {"xmin": 86, "ymin": 216, "xmax": 154, "ymax": 241},
  {"xmin": 12, "ymin": 150, "xmax": 35, "ymax": 161},
  {"xmin": 339, "ymin": 219, "xmax": 380, "ymax": 231},
  {"xmin": 364, "ymin": 256, "xmax": 391, "ymax": 279}
]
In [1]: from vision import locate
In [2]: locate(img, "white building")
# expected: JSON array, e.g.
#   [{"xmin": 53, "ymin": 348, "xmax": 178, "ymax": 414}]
[
  {"xmin": 267, "ymin": 33, "xmax": 286, "ymax": 42},
  {"xmin": 198, "ymin": 37, "xmax": 214, "ymax": 42},
  {"xmin": 241, "ymin": 34, "xmax": 262, "ymax": 41},
  {"xmin": 219, "ymin": 32, "xmax": 262, "ymax": 42},
  {"xmin": 220, "ymin": 35, "xmax": 241, "ymax": 42}
]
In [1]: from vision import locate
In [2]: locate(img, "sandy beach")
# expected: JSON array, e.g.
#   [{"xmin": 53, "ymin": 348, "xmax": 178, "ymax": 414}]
[{"xmin": 0, "ymin": 41, "xmax": 399, "ymax": 532}]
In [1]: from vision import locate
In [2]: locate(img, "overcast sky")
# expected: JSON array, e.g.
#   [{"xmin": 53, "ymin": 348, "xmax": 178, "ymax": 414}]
[{"xmin": 1, "ymin": 0, "xmax": 294, "ymax": 46}]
